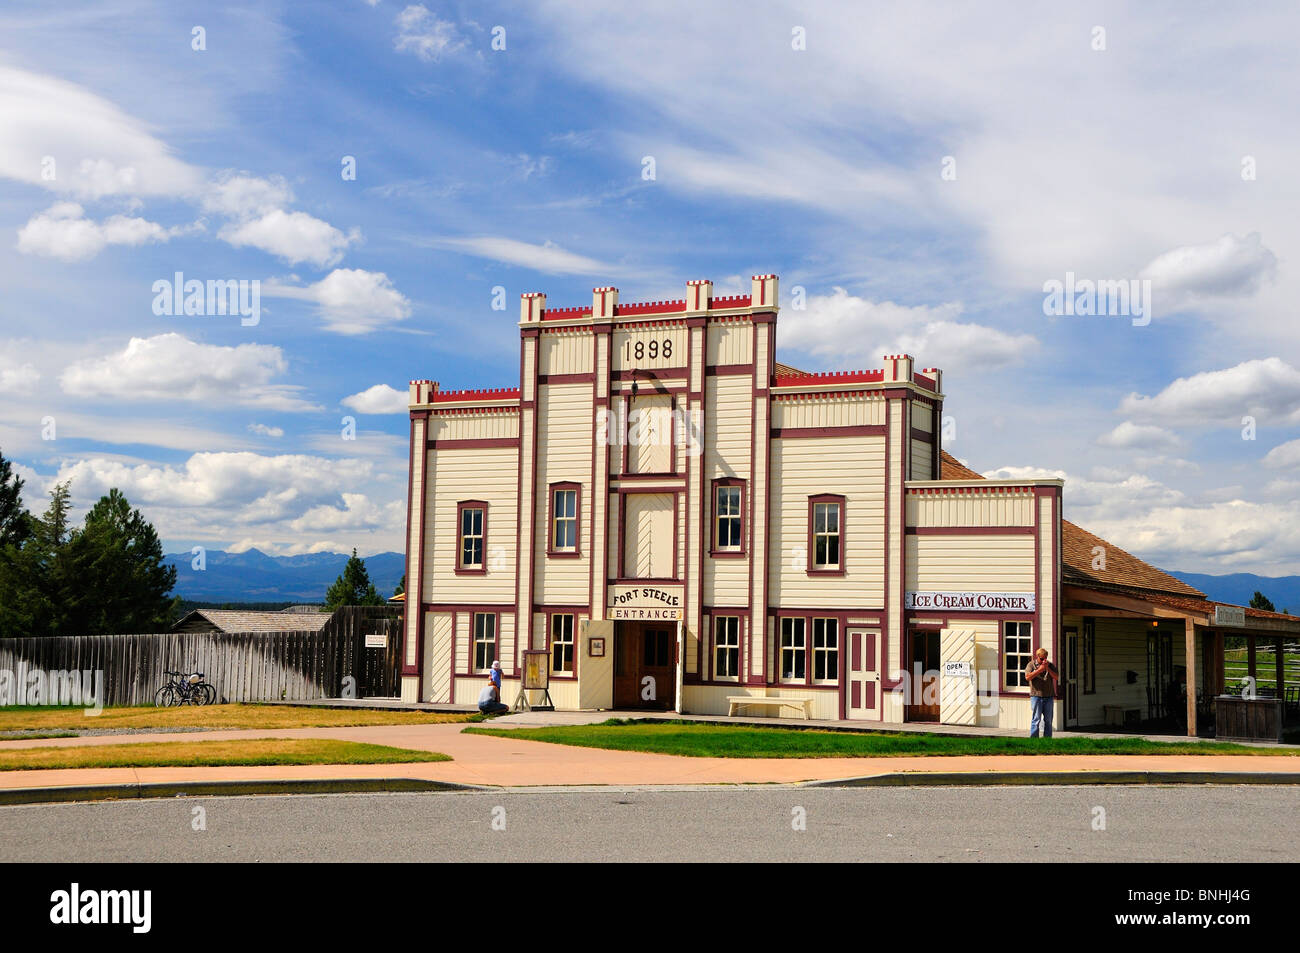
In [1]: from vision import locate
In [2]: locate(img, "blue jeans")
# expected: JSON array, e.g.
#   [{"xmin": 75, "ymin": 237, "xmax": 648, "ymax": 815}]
[{"xmin": 1029, "ymin": 695, "xmax": 1053, "ymax": 737}]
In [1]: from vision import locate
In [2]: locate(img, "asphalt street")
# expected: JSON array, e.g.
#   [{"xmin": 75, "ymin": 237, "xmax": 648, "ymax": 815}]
[{"xmin": 1, "ymin": 785, "xmax": 1296, "ymax": 862}]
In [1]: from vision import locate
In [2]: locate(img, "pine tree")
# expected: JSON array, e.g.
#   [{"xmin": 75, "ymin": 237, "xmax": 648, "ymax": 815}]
[
  {"xmin": 325, "ymin": 549, "xmax": 383, "ymax": 608},
  {"xmin": 0, "ymin": 451, "xmax": 30, "ymax": 548},
  {"xmin": 1250, "ymin": 590, "xmax": 1276, "ymax": 613},
  {"xmin": 394, "ymin": 573, "xmax": 405, "ymax": 597}
]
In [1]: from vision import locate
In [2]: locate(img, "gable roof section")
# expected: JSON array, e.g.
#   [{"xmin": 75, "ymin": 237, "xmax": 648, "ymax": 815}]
[
  {"xmin": 937, "ymin": 451, "xmax": 1204, "ymax": 599},
  {"xmin": 172, "ymin": 609, "xmax": 333, "ymax": 633}
]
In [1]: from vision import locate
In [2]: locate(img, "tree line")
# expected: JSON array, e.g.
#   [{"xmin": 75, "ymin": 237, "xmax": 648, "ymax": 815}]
[{"xmin": 0, "ymin": 450, "xmax": 177, "ymax": 638}]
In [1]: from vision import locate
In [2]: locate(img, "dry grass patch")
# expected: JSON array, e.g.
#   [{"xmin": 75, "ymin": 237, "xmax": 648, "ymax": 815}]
[
  {"xmin": 0, "ymin": 738, "xmax": 450, "ymax": 771},
  {"xmin": 0, "ymin": 704, "xmax": 472, "ymax": 733}
]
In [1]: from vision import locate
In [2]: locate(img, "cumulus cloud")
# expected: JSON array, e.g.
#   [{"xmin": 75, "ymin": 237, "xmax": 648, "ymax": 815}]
[
  {"xmin": 219, "ymin": 209, "xmax": 358, "ymax": 268},
  {"xmin": 342, "ymin": 384, "xmax": 409, "ymax": 414},
  {"xmin": 1095, "ymin": 421, "xmax": 1182, "ymax": 451},
  {"xmin": 247, "ymin": 423, "xmax": 285, "ymax": 438},
  {"xmin": 290, "ymin": 493, "xmax": 404, "ymax": 532},
  {"xmin": 1140, "ymin": 232, "xmax": 1278, "ymax": 301},
  {"xmin": 17, "ymin": 202, "xmax": 192, "ymax": 261},
  {"xmin": 200, "ymin": 172, "xmax": 295, "ymax": 219},
  {"xmin": 1263, "ymin": 439, "xmax": 1300, "ymax": 470},
  {"xmin": 779, "ymin": 288, "xmax": 1038, "ymax": 373},
  {"xmin": 1118, "ymin": 358, "xmax": 1300, "ymax": 428},
  {"xmin": 59, "ymin": 333, "xmax": 320, "ymax": 412},
  {"xmin": 263, "ymin": 269, "xmax": 412, "ymax": 334},
  {"xmin": 394, "ymin": 5, "xmax": 468, "ymax": 61}
]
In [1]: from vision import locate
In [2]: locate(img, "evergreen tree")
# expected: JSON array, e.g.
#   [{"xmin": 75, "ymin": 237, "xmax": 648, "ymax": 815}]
[
  {"xmin": 325, "ymin": 549, "xmax": 383, "ymax": 608},
  {"xmin": 0, "ymin": 451, "xmax": 30, "ymax": 548},
  {"xmin": 394, "ymin": 573, "xmax": 405, "ymax": 597},
  {"xmin": 0, "ymin": 482, "xmax": 72, "ymax": 637},
  {"xmin": 1250, "ymin": 590, "xmax": 1276, "ymax": 613},
  {"xmin": 62, "ymin": 489, "xmax": 178, "ymax": 634}
]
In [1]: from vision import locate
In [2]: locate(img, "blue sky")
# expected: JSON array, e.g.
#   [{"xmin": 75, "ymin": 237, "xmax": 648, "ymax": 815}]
[{"xmin": 1, "ymin": 1, "xmax": 1299, "ymax": 574}]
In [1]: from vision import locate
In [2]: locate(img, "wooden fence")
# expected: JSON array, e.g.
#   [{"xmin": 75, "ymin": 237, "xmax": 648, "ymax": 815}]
[{"xmin": 0, "ymin": 606, "xmax": 402, "ymax": 707}]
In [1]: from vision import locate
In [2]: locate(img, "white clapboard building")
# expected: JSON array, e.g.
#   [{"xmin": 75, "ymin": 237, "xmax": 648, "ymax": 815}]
[{"xmin": 399, "ymin": 274, "xmax": 1298, "ymax": 734}]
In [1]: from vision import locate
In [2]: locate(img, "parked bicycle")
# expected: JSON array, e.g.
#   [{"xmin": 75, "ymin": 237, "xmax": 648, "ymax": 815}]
[{"xmin": 154, "ymin": 669, "xmax": 217, "ymax": 707}]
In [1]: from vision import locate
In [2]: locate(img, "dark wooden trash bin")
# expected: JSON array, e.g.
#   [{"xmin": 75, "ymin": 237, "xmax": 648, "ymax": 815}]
[{"xmin": 1215, "ymin": 695, "xmax": 1284, "ymax": 743}]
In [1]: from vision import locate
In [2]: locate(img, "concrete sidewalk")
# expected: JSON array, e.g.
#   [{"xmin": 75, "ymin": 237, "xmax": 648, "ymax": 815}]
[{"xmin": 1, "ymin": 720, "xmax": 1299, "ymax": 799}]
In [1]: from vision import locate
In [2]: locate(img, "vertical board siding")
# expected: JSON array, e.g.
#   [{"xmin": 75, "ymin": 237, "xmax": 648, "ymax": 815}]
[
  {"xmin": 0, "ymin": 608, "xmax": 403, "ymax": 706},
  {"xmin": 534, "ymin": 383, "xmax": 593, "ymax": 604},
  {"xmin": 425, "ymin": 445, "xmax": 518, "ymax": 603}
]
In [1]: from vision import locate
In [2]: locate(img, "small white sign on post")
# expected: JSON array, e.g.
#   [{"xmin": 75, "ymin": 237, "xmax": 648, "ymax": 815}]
[{"xmin": 364, "ymin": 633, "xmax": 387, "ymax": 649}]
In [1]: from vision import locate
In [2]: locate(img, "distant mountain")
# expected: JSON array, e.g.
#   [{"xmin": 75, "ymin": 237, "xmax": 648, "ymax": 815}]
[
  {"xmin": 1170, "ymin": 572, "xmax": 1300, "ymax": 614},
  {"xmin": 166, "ymin": 549, "xmax": 404, "ymax": 603}
]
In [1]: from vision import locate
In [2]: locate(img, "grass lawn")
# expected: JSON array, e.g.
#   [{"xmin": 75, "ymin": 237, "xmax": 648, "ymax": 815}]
[
  {"xmin": 0, "ymin": 704, "xmax": 473, "ymax": 733},
  {"xmin": 0, "ymin": 738, "xmax": 450, "ymax": 771},
  {"xmin": 466, "ymin": 719, "xmax": 1300, "ymax": 758}
]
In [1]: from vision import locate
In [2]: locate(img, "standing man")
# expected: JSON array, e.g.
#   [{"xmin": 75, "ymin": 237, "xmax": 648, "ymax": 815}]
[{"xmin": 1025, "ymin": 648, "xmax": 1059, "ymax": 738}]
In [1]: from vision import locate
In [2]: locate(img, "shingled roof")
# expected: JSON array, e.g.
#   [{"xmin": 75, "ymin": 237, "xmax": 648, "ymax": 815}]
[
  {"xmin": 938, "ymin": 451, "xmax": 1204, "ymax": 599},
  {"xmin": 172, "ymin": 609, "xmax": 333, "ymax": 634}
]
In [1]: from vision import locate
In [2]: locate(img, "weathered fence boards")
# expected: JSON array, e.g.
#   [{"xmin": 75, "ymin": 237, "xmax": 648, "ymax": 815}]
[{"xmin": 0, "ymin": 607, "xmax": 402, "ymax": 706}]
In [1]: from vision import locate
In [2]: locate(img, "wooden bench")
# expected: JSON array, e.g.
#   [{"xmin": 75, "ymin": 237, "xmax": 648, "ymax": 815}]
[{"xmin": 727, "ymin": 695, "xmax": 813, "ymax": 720}]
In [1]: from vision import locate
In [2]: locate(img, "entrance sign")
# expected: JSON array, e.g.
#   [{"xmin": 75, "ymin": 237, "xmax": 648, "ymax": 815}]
[
  {"xmin": 906, "ymin": 591, "xmax": 1035, "ymax": 612},
  {"xmin": 608, "ymin": 583, "xmax": 684, "ymax": 620}
]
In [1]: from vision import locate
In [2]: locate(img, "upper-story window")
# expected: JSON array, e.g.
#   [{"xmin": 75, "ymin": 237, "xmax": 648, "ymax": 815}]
[
  {"xmin": 712, "ymin": 480, "xmax": 745, "ymax": 555},
  {"xmin": 549, "ymin": 483, "xmax": 580, "ymax": 556},
  {"xmin": 808, "ymin": 494, "xmax": 845, "ymax": 574},
  {"xmin": 456, "ymin": 501, "xmax": 487, "ymax": 574}
]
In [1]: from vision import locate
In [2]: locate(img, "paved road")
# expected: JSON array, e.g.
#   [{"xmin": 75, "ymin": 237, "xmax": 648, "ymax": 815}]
[{"xmin": 1, "ymin": 785, "xmax": 1296, "ymax": 862}]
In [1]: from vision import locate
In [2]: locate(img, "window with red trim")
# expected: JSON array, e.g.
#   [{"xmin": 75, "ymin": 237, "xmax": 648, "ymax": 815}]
[
  {"xmin": 807, "ymin": 494, "xmax": 845, "ymax": 574},
  {"xmin": 711, "ymin": 479, "xmax": 746, "ymax": 556},
  {"xmin": 713, "ymin": 616, "xmax": 741, "ymax": 680},
  {"xmin": 550, "ymin": 613, "xmax": 576, "ymax": 674},
  {"xmin": 548, "ymin": 482, "xmax": 581, "ymax": 556},
  {"xmin": 456, "ymin": 501, "xmax": 487, "ymax": 574}
]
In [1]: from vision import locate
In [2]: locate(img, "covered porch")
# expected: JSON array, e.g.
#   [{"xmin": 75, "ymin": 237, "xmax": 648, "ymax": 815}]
[{"xmin": 1062, "ymin": 585, "xmax": 1300, "ymax": 739}]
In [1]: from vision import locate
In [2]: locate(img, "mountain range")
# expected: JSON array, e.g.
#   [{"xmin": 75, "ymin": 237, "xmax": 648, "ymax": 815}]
[
  {"xmin": 166, "ymin": 549, "xmax": 405, "ymax": 603},
  {"xmin": 165, "ymin": 550, "xmax": 1298, "ymax": 613}
]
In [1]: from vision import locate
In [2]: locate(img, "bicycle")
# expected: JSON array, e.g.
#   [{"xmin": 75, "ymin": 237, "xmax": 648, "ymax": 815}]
[{"xmin": 154, "ymin": 670, "xmax": 216, "ymax": 707}]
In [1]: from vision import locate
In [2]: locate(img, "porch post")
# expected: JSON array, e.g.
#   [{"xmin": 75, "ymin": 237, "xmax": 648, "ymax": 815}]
[
  {"xmin": 1277, "ymin": 637, "xmax": 1285, "ymax": 698},
  {"xmin": 1184, "ymin": 617, "xmax": 1197, "ymax": 737}
]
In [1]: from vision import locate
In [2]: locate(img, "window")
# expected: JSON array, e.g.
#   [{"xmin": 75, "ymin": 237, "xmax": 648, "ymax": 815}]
[
  {"xmin": 457, "ymin": 502, "xmax": 486, "ymax": 573},
  {"xmin": 812, "ymin": 618, "xmax": 839, "ymax": 682},
  {"xmin": 472, "ymin": 613, "xmax": 497, "ymax": 673},
  {"xmin": 1083, "ymin": 618, "xmax": 1096, "ymax": 695},
  {"xmin": 1003, "ymin": 621, "xmax": 1034, "ymax": 689},
  {"xmin": 780, "ymin": 617, "xmax": 806, "ymax": 682},
  {"xmin": 550, "ymin": 613, "xmax": 575, "ymax": 674},
  {"xmin": 808, "ymin": 495, "xmax": 844, "ymax": 573},
  {"xmin": 712, "ymin": 480, "xmax": 745, "ymax": 555},
  {"xmin": 714, "ymin": 616, "xmax": 740, "ymax": 679},
  {"xmin": 549, "ymin": 483, "xmax": 580, "ymax": 555}
]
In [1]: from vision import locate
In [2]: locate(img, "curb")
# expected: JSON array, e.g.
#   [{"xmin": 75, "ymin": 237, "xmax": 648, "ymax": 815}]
[
  {"xmin": 805, "ymin": 770, "xmax": 1300, "ymax": 788},
  {"xmin": 0, "ymin": 776, "xmax": 482, "ymax": 806}
]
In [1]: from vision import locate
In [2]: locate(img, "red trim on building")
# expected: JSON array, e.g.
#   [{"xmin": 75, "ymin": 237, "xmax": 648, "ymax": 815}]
[
  {"xmin": 806, "ymin": 494, "xmax": 847, "ymax": 577},
  {"xmin": 709, "ymin": 477, "xmax": 748, "ymax": 558},
  {"xmin": 546, "ymin": 481, "xmax": 583, "ymax": 558},
  {"xmin": 771, "ymin": 425, "xmax": 885, "ymax": 439},
  {"xmin": 453, "ymin": 500, "xmax": 489, "ymax": 576}
]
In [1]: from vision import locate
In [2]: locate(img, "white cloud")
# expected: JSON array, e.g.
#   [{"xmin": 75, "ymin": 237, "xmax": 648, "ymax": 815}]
[
  {"xmin": 1140, "ymin": 232, "xmax": 1278, "ymax": 301},
  {"xmin": 16, "ymin": 202, "xmax": 190, "ymax": 261},
  {"xmin": 59, "ymin": 333, "xmax": 320, "ymax": 412},
  {"xmin": 0, "ymin": 65, "xmax": 202, "ymax": 198},
  {"xmin": 342, "ymin": 384, "xmax": 409, "ymax": 414},
  {"xmin": 779, "ymin": 288, "xmax": 1038, "ymax": 373},
  {"xmin": 290, "ymin": 493, "xmax": 404, "ymax": 532},
  {"xmin": 201, "ymin": 173, "xmax": 294, "ymax": 219},
  {"xmin": 426, "ymin": 236, "xmax": 617, "ymax": 276},
  {"xmin": 394, "ymin": 5, "xmax": 468, "ymax": 61},
  {"xmin": 1096, "ymin": 421, "xmax": 1182, "ymax": 451},
  {"xmin": 219, "ymin": 209, "xmax": 358, "ymax": 268},
  {"xmin": 0, "ymin": 357, "xmax": 39, "ymax": 394},
  {"xmin": 1263, "ymin": 439, "xmax": 1300, "ymax": 470},
  {"xmin": 263, "ymin": 269, "xmax": 412, "ymax": 334},
  {"xmin": 248, "ymin": 423, "xmax": 285, "ymax": 438},
  {"xmin": 1119, "ymin": 358, "xmax": 1300, "ymax": 428}
]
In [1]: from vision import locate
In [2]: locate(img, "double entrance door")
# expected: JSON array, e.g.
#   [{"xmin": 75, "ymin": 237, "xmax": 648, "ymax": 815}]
[{"xmin": 613, "ymin": 622, "xmax": 676, "ymax": 710}]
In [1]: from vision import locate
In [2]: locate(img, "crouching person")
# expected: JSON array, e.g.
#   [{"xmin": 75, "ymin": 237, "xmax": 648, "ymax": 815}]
[{"xmin": 478, "ymin": 676, "xmax": 509, "ymax": 716}]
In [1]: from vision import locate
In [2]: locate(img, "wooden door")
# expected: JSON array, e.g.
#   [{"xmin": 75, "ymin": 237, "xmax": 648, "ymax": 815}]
[
  {"xmin": 612, "ymin": 623, "xmax": 676, "ymax": 710},
  {"xmin": 905, "ymin": 629, "xmax": 941, "ymax": 722},
  {"xmin": 846, "ymin": 628, "xmax": 881, "ymax": 719}
]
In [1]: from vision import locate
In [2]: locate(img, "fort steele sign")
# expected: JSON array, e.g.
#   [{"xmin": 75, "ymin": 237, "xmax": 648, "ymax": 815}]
[{"xmin": 608, "ymin": 584, "xmax": 684, "ymax": 621}]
